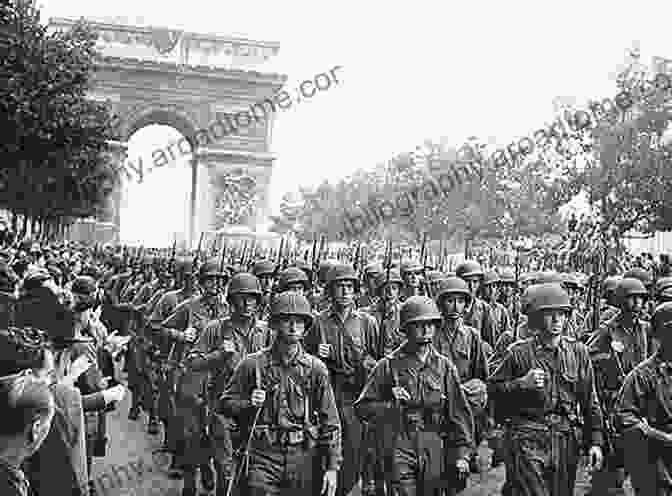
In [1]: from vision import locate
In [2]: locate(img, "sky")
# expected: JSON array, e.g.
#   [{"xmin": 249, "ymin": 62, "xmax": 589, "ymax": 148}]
[{"xmin": 39, "ymin": 0, "xmax": 672, "ymax": 246}]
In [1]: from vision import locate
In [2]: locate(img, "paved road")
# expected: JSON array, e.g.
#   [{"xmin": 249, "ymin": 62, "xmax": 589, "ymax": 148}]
[{"xmin": 92, "ymin": 372, "xmax": 631, "ymax": 496}]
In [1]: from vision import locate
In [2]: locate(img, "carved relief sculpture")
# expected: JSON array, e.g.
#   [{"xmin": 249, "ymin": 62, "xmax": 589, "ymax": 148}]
[{"xmin": 212, "ymin": 172, "xmax": 258, "ymax": 228}]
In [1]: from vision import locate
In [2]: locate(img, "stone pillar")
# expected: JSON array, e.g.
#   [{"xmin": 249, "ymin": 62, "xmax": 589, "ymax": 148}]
[{"xmin": 104, "ymin": 140, "xmax": 128, "ymax": 243}]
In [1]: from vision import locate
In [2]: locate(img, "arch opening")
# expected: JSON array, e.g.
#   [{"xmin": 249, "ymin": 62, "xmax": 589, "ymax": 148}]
[{"xmin": 119, "ymin": 124, "xmax": 193, "ymax": 248}]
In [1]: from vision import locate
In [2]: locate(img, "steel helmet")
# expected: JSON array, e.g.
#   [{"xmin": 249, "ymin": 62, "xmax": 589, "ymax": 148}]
[
  {"xmin": 523, "ymin": 283, "xmax": 571, "ymax": 316},
  {"xmin": 615, "ymin": 277, "xmax": 648, "ymax": 306},
  {"xmin": 252, "ymin": 260, "xmax": 277, "ymax": 278},
  {"xmin": 623, "ymin": 268, "xmax": 653, "ymax": 287},
  {"xmin": 270, "ymin": 291, "xmax": 313, "ymax": 328},
  {"xmin": 23, "ymin": 268, "xmax": 52, "ymax": 291},
  {"xmin": 435, "ymin": 277, "xmax": 472, "ymax": 304},
  {"xmin": 277, "ymin": 267, "xmax": 310, "ymax": 292},
  {"xmin": 400, "ymin": 260, "xmax": 423, "ymax": 276},
  {"xmin": 498, "ymin": 268, "xmax": 516, "ymax": 285},
  {"xmin": 602, "ymin": 276, "xmax": 622, "ymax": 294},
  {"xmin": 326, "ymin": 263, "xmax": 358, "ymax": 289},
  {"xmin": 482, "ymin": 271, "xmax": 500, "ymax": 286},
  {"xmin": 291, "ymin": 260, "xmax": 313, "ymax": 280},
  {"xmin": 374, "ymin": 270, "xmax": 403, "ymax": 294},
  {"xmin": 399, "ymin": 296, "xmax": 442, "ymax": 329},
  {"xmin": 561, "ymin": 273, "xmax": 580, "ymax": 289},
  {"xmin": 425, "ymin": 270, "xmax": 447, "ymax": 284},
  {"xmin": 652, "ymin": 302, "xmax": 672, "ymax": 338},
  {"xmin": 198, "ymin": 259, "xmax": 229, "ymax": 281},
  {"xmin": 655, "ymin": 277, "xmax": 672, "ymax": 297},
  {"xmin": 227, "ymin": 273, "xmax": 262, "ymax": 303},
  {"xmin": 363, "ymin": 263, "xmax": 383, "ymax": 278},
  {"xmin": 536, "ymin": 271, "xmax": 564, "ymax": 284},
  {"xmin": 455, "ymin": 260, "xmax": 483, "ymax": 280}
]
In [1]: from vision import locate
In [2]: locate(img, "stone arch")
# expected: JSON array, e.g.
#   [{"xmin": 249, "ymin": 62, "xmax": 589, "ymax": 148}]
[{"xmin": 120, "ymin": 104, "xmax": 200, "ymax": 148}]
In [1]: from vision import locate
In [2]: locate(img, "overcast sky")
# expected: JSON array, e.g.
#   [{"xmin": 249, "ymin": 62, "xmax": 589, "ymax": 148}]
[{"xmin": 40, "ymin": 0, "xmax": 672, "ymax": 246}]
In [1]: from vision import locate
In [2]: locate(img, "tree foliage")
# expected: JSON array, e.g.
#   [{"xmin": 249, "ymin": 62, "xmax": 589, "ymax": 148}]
[{"xmin": 0, "ymin": 3, "xmax": 118, "ymax": 228}]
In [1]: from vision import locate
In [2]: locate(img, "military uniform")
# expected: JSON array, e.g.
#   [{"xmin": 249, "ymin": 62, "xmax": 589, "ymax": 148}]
[{"xmin": 219, "ymin": 345, "xmax": 342, "ymax": 496}]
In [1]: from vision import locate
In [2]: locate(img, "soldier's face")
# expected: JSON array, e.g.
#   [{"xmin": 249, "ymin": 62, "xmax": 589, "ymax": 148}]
[
  {"xmin": 366, "ymin": 275, "xmax": 378, "ymax": 292},
  {"xmin": 624, "ymin": 295, "xmax": 645, "ymax": 315},
  {"xmin": 275, "ymin": 315, "xmax": 306, "ymax": 344},
  {"xmin": 404, "ymin": 271, "xmax": 422, "ymax": 288},
  {"xmin": 201, "ymin": 277, "xmax": 219, "ymax": 296},
  {"xmin": 500, "ymin": 283, "xmax": 515, "ymax": 299},
  {"xmin": 463, "ymin": 276, "xmax": 481, "ymax": 296},
  {"xmin": 286, "ymin": 282, "xmax": 306, "ymax": 295},
  {"xmin": 538, "ymin": 309, "xmax": 567, "ymax": 335},
  {"xmin": 439, "ymin": 294, "xmax": 467, "ymax": 319},
  {"xmin": 331, "ymin": 281, "xmax": 355, "ymax": 306},
  {"xmin": 232, "ymin": 294, "xmax": 258, "ymax": 317},
  {"xmin": 382, "ymin": 282, "xmax": 401, "ymax": 302},
  {"xmin": 405, "ymin": 320, "xmax": 436, "ymax": 345}
]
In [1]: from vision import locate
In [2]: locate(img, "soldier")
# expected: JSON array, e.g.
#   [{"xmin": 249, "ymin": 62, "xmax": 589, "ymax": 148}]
[
  {"xmin": 623, "ymin": 267, "xmax": 654, "ymax": 318},
  {"xmin": 160, "ymin": 259, "xmax": 229, "ymax": 496},
  {"xmin": 354, "ymin": 295, "xmax": 474, "ymax": 496},
  {"xmin": 655, "ymin": 276, "xmax": 672, "ymax": 305},
  {"xmin": 364, "ymin": 269, "xmax": 404, "ymax": 356},
  {"xmin": 583, "ymin": 275, "xmax": 621, "ymax": 338},
  {"xmin": 219, "ymin": 291, "xmax": 341, "ymax": 496},
  {"xmin": 489, "ymin": 283, "xmax": 604, "ymax": 496},
  {"xmin": 613, "ymin": 301, "xmax": 672, "ymax": 495},
  {"xmin": 400, "ymin": 260, "xmax": 425, "ymax": 300},
  {"xmin": 479, "ymin": 271, "xmax": 510, "ymax": 348},
  {"xmin": 358, "ymin": 263, "xmax": 383, "ymax": 308},
  {"xmin": 148, "ymin": 257, "xmax": 199, "ymax": 463},
  {"xmin": 560, "ymin": 273, "xmax": 586, "ymax": 339},
  {"xmin": 433, "ymin": 277, "xmax": 490, "ymax": 473},
  {"xmin": 425, "ymin": 270, "xmax": 447, "ymax": 299},
  {"xmin": 184, "ymin": 272, "xmax": 269, "ymax": 496},
  {"xmin": 585, "ymin": 277, "xmax": 654, "ymax": 496},
  {"xmin": 304, "ymin": 263, "xmax": 380, "ymax": 496},
  {"xmin": 276, "ymin": 267, "xmax": 311, "ymax": 298},
  {"xmin": 252, "ymin": 259, "xmax": 276, "ymax": 319},
  {"xmin": 455, "ymin": 261, "xmax": 498, "ymax": 350}
]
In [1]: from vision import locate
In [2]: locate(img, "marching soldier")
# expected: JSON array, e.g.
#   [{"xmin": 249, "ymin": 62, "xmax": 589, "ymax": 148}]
[
  {"xmin": 159, "ymin": 259, "xmax": 229, "ymax": 496},
  {"xmin": 489, "ymin": 283, "xmax": 604, "ymax": 496},
  {"xmin": 184, "ymin": 272, "xmax": 269, "ymax": 496},
  {"xmin": 304, "ymin": 263, "xmax": 380, "ymax": 496},
  {"xmin": 364, "ymin": 269, "xmax": 404, "ymax": 356},
  {"xmin": 400, "ymin": 260, "xmax": 424, "ymax": 300},
  {"xmin": 433, "ymin": 277, "xmax": 490, "ymax": 473},
  {"xmin": 219, "ymin": 291, "xmax": 342, "ymax": 496},
  {"xmin": 148, "ymin": 257, "xmax": 199, "ymax": 463},
  {"xmin": 655, "ymin": 276, "xmax": 672, "ymax": 305},
  {"xmin": 276, "ymin": 267, "xmax": 311, "ymax": 299},
  {"xmin": 358, "ymin": 263, "xmax": 383, "ymax": 308},
  {"xmin": 479, "ymin": 271, "xmax": 510, "ymax": 349},
  {"xmin": 252, "ymin": 259, "xmax": 276, "ymax": 320},
  {"xmin": 455, "ymin": 261, "xmax": 497, "ymax": 351},
  {"xmin": 582, "ymin": 275, "xmax": 621, "ymax": 339},
  {"xmin": 613, "ymin": 301, "xmax": 672, "ymax": 495},
  {"xmin": 586, "ymin": 277, "xmax": 654, "ymax": 496},
  {"xmin": 354, "ymin": 295, "xmax": 474, "ymax": 496}
]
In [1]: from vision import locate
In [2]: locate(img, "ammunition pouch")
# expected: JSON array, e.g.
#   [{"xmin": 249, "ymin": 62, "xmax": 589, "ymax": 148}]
[{"xmin": 253, "ymin": 427, "xmax": 306, "ymax": 447}]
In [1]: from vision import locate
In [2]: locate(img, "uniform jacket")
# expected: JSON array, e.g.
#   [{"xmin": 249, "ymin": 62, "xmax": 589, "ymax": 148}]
[{"xmin": 433, "ymin": 321, "xmax": 489, "ymax": 383}]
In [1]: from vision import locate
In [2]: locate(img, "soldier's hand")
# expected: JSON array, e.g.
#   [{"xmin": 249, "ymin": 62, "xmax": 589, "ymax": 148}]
[
  {"xmin": 392, "ymin": 386, "xmax": 411, "ymax": 403},
  {"xmin": 318, "ymin": 343, "xmax": 331, "ymax": 359},
  {"xmin": 102, "ymin": 384, "xmax": 126, "ymax": 405},
  {"xmin": 456, "ymin": 457, "xmax": 470, "ymax": 477},
  {"xmin": 588, "ymin": 445, "xmax": 603, "ymax": 472},
  {"xmin": 251, "ymin": 388, "xmax": 266, "ymax": 407},
  {"xmin": 321, "ymin": 469, "xmax": 337, "ymax": 496},
  {"xmin": 521, "ymin": 368, "xmax": 547, "ymax": 389},
  {"xmin": 183, "ymin": 327, "xmax": 198, "ymax": 343},
  {"xmin": 220, "ymin": 340, "xmax": 235, "ymax": 354}
]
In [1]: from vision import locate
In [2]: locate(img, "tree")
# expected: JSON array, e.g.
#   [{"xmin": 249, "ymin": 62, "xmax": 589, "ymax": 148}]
[{"xmin": 0, "ymin": 4, "xmax": 118, "ymax": 235}]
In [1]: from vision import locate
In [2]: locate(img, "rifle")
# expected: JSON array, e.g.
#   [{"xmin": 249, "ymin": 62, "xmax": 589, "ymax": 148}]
[
  {"xmin": 513, "ymin": 246, "xmax": 521, "ymax": 340},
  {"xmin": 193, "ymin": 232, "xmax": 205, "ymax": 267},
  {"xmin": 378, "ymin": 239, "xmax": 393, "ymax": 357},
  {"xmin": 310, "ymin": 237, "xmax": 319, "ymax": 289}
]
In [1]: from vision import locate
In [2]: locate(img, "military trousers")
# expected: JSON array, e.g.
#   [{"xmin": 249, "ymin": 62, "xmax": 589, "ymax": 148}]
[
  {"xmin": 504, "ymin": 420, "xmax": 579, "ymax": 496},
  {"xmin": 245, "ymin": 439, "xmax": 318, "ymax": 496},
  {"xmin": 334, "ymin": 385, "xmax": 363, "ymax": 496},
  {"xmin": 622, "ymin": 428, "xmax": 672, "ymax": 496},
  {"xmin": 390, "ymin": 430, "xmax": 452, "ymax": 496}
]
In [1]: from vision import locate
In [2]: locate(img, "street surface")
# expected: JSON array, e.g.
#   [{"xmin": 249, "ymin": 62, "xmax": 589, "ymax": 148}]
[{"xmin": 92, "ymin": 367, "xmax": 631, "ymax": 496}]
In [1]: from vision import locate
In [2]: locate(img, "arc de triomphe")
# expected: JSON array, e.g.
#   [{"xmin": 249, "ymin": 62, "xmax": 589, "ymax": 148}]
[{"xmin": 48, "ymin": 17, "xmax": 287, "ymax": 247}]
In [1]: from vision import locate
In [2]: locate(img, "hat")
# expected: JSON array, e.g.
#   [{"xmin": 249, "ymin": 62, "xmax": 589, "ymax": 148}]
[{"xmin": 71, "ymin": 276, "xmax": 97, "ymax": 296}]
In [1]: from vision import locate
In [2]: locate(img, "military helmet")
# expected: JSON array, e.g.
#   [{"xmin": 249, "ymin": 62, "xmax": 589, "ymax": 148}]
[
  {"xmin": 277, "ymin": 267, "xmax": 310, "ymax": 292},
  {"xmin": 652, "ymin": 302, "xmax": 672, "ymax": 337},
  {"xmin": 498, "ymin": 268, "xmax": 516, "ymax": 285},
  {"xmin": 615, "ymin": 277, "xmax": 648, "ymax": 305},
  {"xmin": 198, "ymin": 259, "xmax": 228, "ymax": 281},
  {"xmin": 374, "ymin": 270, "xmax": 403, "ymax": 293},
  {"xmin": 623, "ymin": 268, "xmax": 653, "ymax": 287},
  {"xmin": 455, "ymin": 260, "xmax": 483, "ymax": 280},
  {"xmin": 326, "ymin": 263, "xmax": 358, "ymax": 288},
  {"xmin": 655, "ymin": 277, "xmax": 672, "ymax": 297},
  {"xmin": 363, "ymin": 263, "xmax": 383, "ymax": 278},
  {"xmin": 23, "ymin": 268, "xmax": 52, "ymax": 291},
  {"xmin": 602, "ymin": 276, "xmax": 622, "ymax": 294},
  {"xmin": 252, "ymin": 260, "xmax": 276, "ymax": 278},
  {"xmin": 482, "ymin": 271, "xmax": 500, "ymax": 286},
  {"xmin": 425, "ymin": 270, "xmax": 447, "ymax": 284},
  {"xmin": 292, "ymin": 260, "xmax": 313, "ymax": 280},
  {"xmin": 561, "ymin": 273, "xmax": 580, "ymax": 289},
  {"xmin": 435, "ymin": 277, "xmax": 472, "ymax": 304},
  {"xmin": 523, "ymin": 283, "xmax": 571, "ymax": 315},
  {"xmin": 270, "ymin": 291, "xmax": 313, "ymax": 328},
  {"xmin": 536, "ymin": 271, "xmax": 564, "ymax": 285},
  {"xmin": 400, "ymin": 260, "xmax": 423, "ymax": 276},
  {"xmin": 70, "ymin": 276, "xmax": 97, "ymax": 296},
  {"xmin": 399, "ymin": 296, "xmax": 442, "ymax": 329},
  {"xmin": 227, "ymin": 273, "xmax": 262, "ymax": 302}
]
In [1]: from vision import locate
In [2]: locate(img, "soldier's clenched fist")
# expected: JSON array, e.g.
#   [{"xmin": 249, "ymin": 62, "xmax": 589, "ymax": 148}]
[
  {"xmin": 251, "ymin": 388, "xmax": 266, "ymax": 407},
  {"xmin": 521, "ymin": 368, "xmax": 547, "ymax": 389},
  {"xmin": 318, "ymin": 343, "xmax": 332, "ymax": 359},
  {"xmin": 392, "ymin": 386, "xmax": 412, "ymax": 402}
]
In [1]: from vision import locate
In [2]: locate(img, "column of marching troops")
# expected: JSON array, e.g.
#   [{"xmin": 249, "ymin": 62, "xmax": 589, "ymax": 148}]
[{"xmin": 4, "ymin": 241, "xmax": 672, "ymax": 496}]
